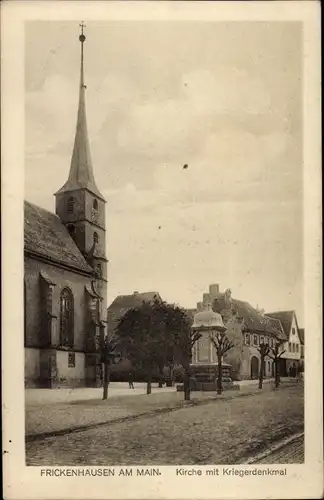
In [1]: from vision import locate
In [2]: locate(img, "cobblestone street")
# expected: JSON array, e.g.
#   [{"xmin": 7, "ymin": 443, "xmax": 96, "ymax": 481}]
[
  {"xmin": 25, "ymin": 379, "xmax": 275, "ymax": 438},
  {"xmin": 26, "ymin": 383, "xmax": 304, "ymax": 466},
  {"xmin": 254, "ymin": 435, "xmax": 304, "ymax": 464}
]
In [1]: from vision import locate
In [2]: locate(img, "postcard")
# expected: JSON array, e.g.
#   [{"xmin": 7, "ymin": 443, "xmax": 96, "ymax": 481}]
[{"xmin": 1, "ymin": 1, "xmax": 322, "ymax": 499}]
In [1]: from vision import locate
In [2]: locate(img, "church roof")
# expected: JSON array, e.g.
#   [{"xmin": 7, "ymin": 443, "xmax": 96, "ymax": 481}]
[
  {"xmin": 24, "ymin": 201, "xmax": 93, "ymax": 274},
  {"xmin": 55, "ymin": 29, "xmax": 105, "ymax": 201}
]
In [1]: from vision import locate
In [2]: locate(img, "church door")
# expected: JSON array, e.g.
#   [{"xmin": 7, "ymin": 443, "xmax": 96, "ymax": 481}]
[{"xmin": 250, "ymin": 356, "xmax": 259, "ymax": 380}]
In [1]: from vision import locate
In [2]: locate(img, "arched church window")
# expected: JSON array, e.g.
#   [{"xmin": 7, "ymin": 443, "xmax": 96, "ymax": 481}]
[
  {"xmin": 93, "ymin": 199, "xmax": 98, "ymax": 211},
  {"xmin": 60, "ymin": 287, "xmax": 74, "ymax": 347},
  {"xmin": 67, "ymin": 197, "xmax": 74, "ymax": 214},
  {"xmin": 93, "ymin": 232, "xmax": 99, "ymax": 244}
]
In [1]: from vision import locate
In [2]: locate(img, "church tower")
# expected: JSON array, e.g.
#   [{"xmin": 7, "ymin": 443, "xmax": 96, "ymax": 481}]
[{"xmin": 55, "ymin": 24, "xmax": 108, "ymax": 311}]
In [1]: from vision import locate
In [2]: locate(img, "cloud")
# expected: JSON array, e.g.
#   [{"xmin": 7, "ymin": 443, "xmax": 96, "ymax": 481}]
[{"xmin": 182, "ymin": 67, "xmax": 272, "ymax": 116}]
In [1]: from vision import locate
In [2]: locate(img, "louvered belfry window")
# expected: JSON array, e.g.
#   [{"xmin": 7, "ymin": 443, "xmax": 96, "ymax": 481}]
[
  {"xmin": 60, "ymin": 288, "xmax": 74, "ymax": 346},
  {"xmin": 67, "ymin": 196, "xmax": 74, "ymax": 214}
]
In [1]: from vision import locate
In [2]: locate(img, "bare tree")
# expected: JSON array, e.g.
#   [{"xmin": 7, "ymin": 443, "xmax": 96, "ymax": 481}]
[
  {"xmin": 257, "ymin": 342, "xmax": 270, "ymax": 390},
  {"xmin": 268, "ymin": 340, "xmax": 286, "ymax": 388},
  {"xmin": 168, "ymin": 307, "xmax": 201, "ymax": 401},
  {"xmin": 210, "ymin": 332, "xmax": 234, "ymax": 395}
]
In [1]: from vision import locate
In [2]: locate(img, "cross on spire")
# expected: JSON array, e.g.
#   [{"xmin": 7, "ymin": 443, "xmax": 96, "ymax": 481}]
[
  {"xmin": 79, "ymin": 22, "xmax": 86, "ymax": 42},
  {"xmin": 55, "ymin": 21, "xmax": 105, "ymax": 202}
]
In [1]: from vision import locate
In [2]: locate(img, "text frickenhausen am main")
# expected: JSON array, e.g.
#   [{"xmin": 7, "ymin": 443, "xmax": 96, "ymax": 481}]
[{"xmin": 40, "ymin": 467, "xmax": 288, "ymax": 478}]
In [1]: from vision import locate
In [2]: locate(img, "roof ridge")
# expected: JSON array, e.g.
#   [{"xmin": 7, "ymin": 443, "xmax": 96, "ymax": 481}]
[
  {"xmin": 24, "ymin": 201, "xmax": 93, "ymax": 273},
  {"xmin": 266, "ymin": 310, "xmax": 295, "ymax": 315},
  {"xmin": 24, "ymin": 200, "xmax": 58, "ymax": 218}
]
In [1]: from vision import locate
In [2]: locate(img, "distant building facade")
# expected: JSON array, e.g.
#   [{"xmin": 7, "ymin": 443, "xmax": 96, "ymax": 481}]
[
  {"xmin": 24, "ymin": 29, "xmax": 108, "ymax": 388},
  {"xmin": 265, "ymin": 311, "xmax": 303, "ymax": 377},
  {"xmin": 191, "ymin": 284, "xmax": 302, "ymax": 380}
]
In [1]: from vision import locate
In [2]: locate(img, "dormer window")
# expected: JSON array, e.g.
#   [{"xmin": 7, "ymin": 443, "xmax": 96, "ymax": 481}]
[
  {"xmin": 93, "ymin": 232, "xmax": 99, "ymax": 244},
  {"xmin": 67, "ymin": 196, "xmax": 74, "ymax": 214}
]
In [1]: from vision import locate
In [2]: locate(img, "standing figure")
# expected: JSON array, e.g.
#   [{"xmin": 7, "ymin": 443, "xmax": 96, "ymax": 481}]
[{"xmin": 128, "ymin": 371, "xmax": 135, "ymax": 389}]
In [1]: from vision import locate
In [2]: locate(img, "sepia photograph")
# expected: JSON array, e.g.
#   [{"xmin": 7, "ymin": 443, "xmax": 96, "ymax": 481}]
[
  {"xmin": 1, "ymin": 2, "xmax": 322, "ymax": 499},
  {"xmin": 24, "ymin": 19, "xmax": 305, "ymax": 466}
]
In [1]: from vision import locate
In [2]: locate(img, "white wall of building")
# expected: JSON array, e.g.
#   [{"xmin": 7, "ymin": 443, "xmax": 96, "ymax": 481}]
[{"xmin": 282, "ymin": 314, "xmax": 301, "ymax": 360}]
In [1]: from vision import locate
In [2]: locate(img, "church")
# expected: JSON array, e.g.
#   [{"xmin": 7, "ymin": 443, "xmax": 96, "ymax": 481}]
[{"xmin": 24, "ymin": 27, "xmax": 108, "ymax": 388}]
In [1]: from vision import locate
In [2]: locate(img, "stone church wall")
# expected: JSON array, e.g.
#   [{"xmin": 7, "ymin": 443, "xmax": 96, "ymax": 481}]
[
  {"xmin": 56, "ymin": 350, "xmax": 86, "ymax": 387},
  {"xmin": 25, "ymin": 256, "xmax": 91, "ymax": 351},
  {"xmin": 25, "ymin": 348, "xmax": 40, "ymax": 387},
  {"xmin": 24, "ymin": 255, "xmax": 95, "ymax": 387}
]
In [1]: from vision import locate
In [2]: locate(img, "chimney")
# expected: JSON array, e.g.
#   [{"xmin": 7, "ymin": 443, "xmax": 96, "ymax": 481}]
[{"xmin": 209, "ymin": 283, "xmax": 220, "ymax": 298}]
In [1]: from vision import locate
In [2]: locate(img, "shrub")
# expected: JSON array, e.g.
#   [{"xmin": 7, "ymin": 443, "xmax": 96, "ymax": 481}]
[{"xmin": 173, "ymin": 365, "xmax": 185, "ymax": 382}]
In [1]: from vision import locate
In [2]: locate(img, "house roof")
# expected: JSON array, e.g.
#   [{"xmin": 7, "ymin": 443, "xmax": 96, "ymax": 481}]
[
  {"xmin": 265, "ymin": 316, "xmax": 287, "ymax": 341},
  {"xmin": 299, "ymin": 328, "xmax": 305, "ymax": 344},
  {"xmin": 24, "ymin": 201, "xmax": 93, "ymax": 274},
  {"xmin": 186, "ymin": 309, "xmax": 197, "ymax": 319},
  {"xmin": 213, "ymin": 294, "xmax": 283, "ymax": 337},
  {"xmin": 107, "ymin": 292, "xmax": 162, "ymax": 333},
  {"xmin": 108, "ymin": 292, "xmax": 161, "ymax": 311},
  {"xmin": 265, "ymin": 311, "xmax": 295, "ymax": 341}
]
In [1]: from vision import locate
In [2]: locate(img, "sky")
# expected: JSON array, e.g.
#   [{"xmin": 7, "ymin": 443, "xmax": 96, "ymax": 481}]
[{"xmin": 25, "ymin": 21, "xmax": 304, "ymax": 324}]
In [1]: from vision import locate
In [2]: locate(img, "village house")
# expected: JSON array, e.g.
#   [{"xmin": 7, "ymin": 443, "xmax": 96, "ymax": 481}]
[
  {"xmin": 24, "ymin": 29, "xmax": 108, "ymax": 388},
  {"xmin": 107, "ymin": 291, "xmax": 162, "ymax": 338},
  {"xmin": 191, "ymin": 284, "xmax": 301, "ymax": 380},
  {"xmin": 265, "ymin": 311, "xmax": 303, "ymax": 377}
]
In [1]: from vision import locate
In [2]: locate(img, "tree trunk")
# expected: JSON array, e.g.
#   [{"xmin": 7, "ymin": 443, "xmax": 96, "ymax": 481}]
[
  {"xmin": 166, "ymin": 364, "xmax": 174, "ymax": 387},
  {"xmin": 275, "ymin": 360, "xmax": 280, "ymax": 388},
  {"xmin": 183, "ymin": 367, "xmax": 191, "ymax": 401},
  {"xmin": 146, "ymin": 369, "xmax": 152, "ymax": 394},
  {"xmin": 169, "ymin": 364, "xmax": 174, "ymax": 381},
  {"xmin": 217, "ymin": 352, "xmax": 222, "ymax": 395},
  {"xmin": 158, "ymin": 366, "xmax": 164, "ymax": 387},
  {"xmin": 259, "ymin": 357, "xmax": 264, "ymax": 390},
  {"xmin": 102, "ymin": 360, "xmax": 110, "ymax": 400}
]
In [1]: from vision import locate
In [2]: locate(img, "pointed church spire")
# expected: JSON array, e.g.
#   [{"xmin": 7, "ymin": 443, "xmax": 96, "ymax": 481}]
[{"xmin": 56, "ymin": 23, "xmax": 105, "ymax": 201}]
